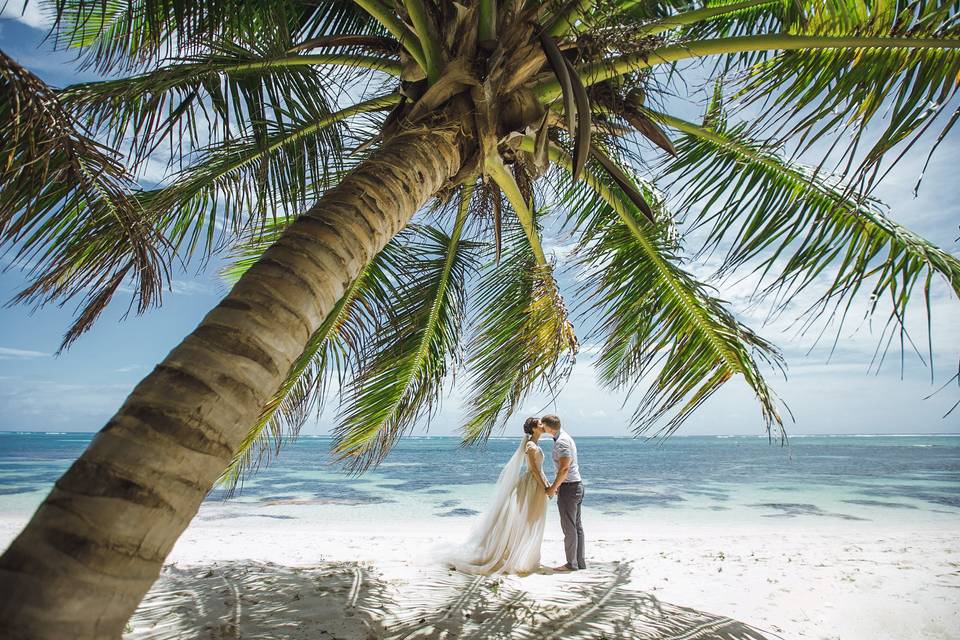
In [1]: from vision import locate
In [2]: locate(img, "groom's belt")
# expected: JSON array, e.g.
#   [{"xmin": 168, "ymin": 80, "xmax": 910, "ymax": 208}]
[{"xmin": 560, "ymin": 481, "xmax": 582, "ymax": 485}]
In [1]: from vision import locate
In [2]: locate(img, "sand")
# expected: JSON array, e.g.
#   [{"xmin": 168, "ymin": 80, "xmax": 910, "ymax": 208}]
[
  {"xmin": 1, "ymin": 501, "xmax": 957, "ymax": 639},
  {"xmin": 92, "ymin": 513, "xmax": 956, "ymax": 640}
]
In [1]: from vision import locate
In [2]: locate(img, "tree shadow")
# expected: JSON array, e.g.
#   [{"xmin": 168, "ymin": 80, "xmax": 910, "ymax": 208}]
[
  {"xmin": 383, "ymin": 561, "xmax": 779, "ymax": 640},
  {"xmin": 127, "ymin": 560, "xmax": 780, "ymax": 640},
  {"xmin": 126, "ymin": 561, "xmax": 386, "ymax": 639}
]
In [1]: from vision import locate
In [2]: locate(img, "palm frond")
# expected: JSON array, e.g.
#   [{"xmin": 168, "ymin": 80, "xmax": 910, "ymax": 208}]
[
  {"xmin": 218, "ymin": 216, "xmax": 412, "ymax": 492},
  {"xmin": 403, "ymin": 0, "xmax": 444, "ymax": 82},
  {"xmin": 631, "ymin": 0, "xmax": 793, "ymax": 39},
  {"xmin": 0, "ymin": 49, "xmax": 167, "ymax": 350},
  {"xmin": 50, "ymin": 0, "xmax": 386, "ymax": 72},
  {"xmin": 351, "ymin": 0, "xmax": 428, "ymax": 68},
  {"xmin": 652, "ymin": 107, "xmax": 960, "ymax": 345},
  {"xmin": 536, "ymin": 24, "xmax": 960, "ymax": 205},
  {"xmin": 334, "ymin": 187, "xmax": 481, "ymax": 470},
  {"xmin": 595, "ymin": 0, "xmax": 691, "ymax": 24},
  {"xmin": 531, "ymin": 137, "xmax": 785, "ymax": 437},
  {"xmin": 61, "ymin": 45, "xmax": 399, "ymax": 169},
  {"xmin": 727, "ymin": 0, "xmax": 960, "ymax": 188},
  {"xmin": 462, "ymin": 202, "xmax": 579, "ymax": 444},
  {"xmin": 137, "ymin": 93, "xmax": 397, "ymax": 260}
]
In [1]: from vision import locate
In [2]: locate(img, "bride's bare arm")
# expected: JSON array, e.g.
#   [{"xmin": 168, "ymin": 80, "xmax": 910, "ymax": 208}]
[{"xmin": 525, "ymin": 443, "xmax": 549, "ymax": 487}]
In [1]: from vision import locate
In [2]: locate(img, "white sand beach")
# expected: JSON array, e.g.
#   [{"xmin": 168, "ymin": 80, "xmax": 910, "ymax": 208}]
[{"xmin": 4, "ymin": 506, "xmax": 952, "ymax": 640}]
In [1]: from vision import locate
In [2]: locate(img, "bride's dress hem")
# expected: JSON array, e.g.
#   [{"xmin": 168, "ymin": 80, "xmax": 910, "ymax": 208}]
[{"xmin": 443, "ymin": 440, "xmax": 549, "ymax": 577}]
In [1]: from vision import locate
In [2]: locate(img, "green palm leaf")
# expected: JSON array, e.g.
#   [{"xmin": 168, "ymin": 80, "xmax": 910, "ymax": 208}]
[
  {"xmin": 529, "ymin": 137, "xmax": 785, "ymax": 436},
  {"xmin": 0, "ymin": 49, "xmax": 167, "ymax": 349},
  {"xmin": 725, "ymin": 1, "xmax": 960, "ymax": 185},
  {"xmin": 334, "ymin": 187, "xmax": 482, "ymax": 469},
  {"xmin": 62, "ymin": 45, "xmax": 398, "ymax": 167},
  {"xmin": 138, "ymin": 93, "xmax": 398, "ymax": 259},
  {"xmin": 50, "ymin": 0, "xmax": 385, "ymax": 72},
  {"xmin": 630, "ymin": 0, "xmax": 793, "ymax": 39},
  {"xmin": 652, "ymin": 106, "xmax": 960, "ymax": 343},
  {"xmin": 218, "ymin": 215, "xmax": 412, "ymax": 492},
  {"xmin": 462, "ymin": 201, "xmax": 579, "ymax": 444}
]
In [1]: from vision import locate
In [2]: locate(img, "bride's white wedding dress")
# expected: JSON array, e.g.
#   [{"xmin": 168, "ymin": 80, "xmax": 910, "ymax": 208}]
[{"xmin": 448, "ymin": 438, "xmax": 548, "ymax": 575}]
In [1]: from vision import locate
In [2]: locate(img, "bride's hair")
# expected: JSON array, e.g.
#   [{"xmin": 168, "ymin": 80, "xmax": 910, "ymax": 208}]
[{"xmin": 522, "ymin": 417, "xmax": 540, "ymax": 436}]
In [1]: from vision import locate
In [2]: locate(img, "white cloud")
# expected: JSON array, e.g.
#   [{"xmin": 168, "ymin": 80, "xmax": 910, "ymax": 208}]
[
  {"xmin": 0, "ymin": 377, "xmax": 132, "ymax": 427},
  {"xmin": 135, "ymin": 146, "xmax": 174, "ymax": 185},
  {"xmin": 113, "ymin": 365, "xmax": 142, "ymax": 373},
  {"xmin": 170, "ymin": 279, "xmax": 220, "ymax": 296},
  {"xmin": 543, "ymin": 240, "xmax": 578, "ymax": 261},
  {"xmin": 118, "ymin": 278, "xmax": 219, "ymax": 297},
  {"xmin": 577, "ymin": 343, "xmax": 603, "ymax": 356},
  {"xmin": 0, "ymin": 346, "xmax": 49, "ymax": 359},
  {"xmin": 1, "ymin": 0, "xmax": 52, "ymax": 29}
]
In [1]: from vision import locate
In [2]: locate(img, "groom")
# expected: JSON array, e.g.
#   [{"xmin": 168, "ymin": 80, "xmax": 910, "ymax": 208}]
[{"xmin": 541, "ymin": 414, "xmax": 586, "ymax": 572}]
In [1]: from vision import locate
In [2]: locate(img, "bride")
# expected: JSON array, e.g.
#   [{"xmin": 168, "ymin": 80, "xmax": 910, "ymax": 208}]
[{"xmin": 448, "ymin": 417, "xmax": 550, "ymax": 575}]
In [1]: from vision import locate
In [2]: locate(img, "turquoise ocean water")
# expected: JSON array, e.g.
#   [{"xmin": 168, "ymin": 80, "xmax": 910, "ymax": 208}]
[{"xmin": 1, "ymin": 432, "xmax": 959, "ymax": 529}]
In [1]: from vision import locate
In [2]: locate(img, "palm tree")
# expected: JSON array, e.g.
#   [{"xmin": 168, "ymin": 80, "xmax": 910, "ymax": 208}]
[{"xmin": 1, "ymin": 0, "xmax": 958, "ymax": 635}]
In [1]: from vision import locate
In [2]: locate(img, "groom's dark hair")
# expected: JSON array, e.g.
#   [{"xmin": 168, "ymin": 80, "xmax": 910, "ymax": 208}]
[{"xmin": 541, "ymin": 415, "xmax": 561, "ymax": 430}]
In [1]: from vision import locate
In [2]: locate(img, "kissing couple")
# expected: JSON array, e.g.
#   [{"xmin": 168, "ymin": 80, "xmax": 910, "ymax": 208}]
[{"xmin": 448, "ymin": 414, "xmax": 586, "ymax": 575}]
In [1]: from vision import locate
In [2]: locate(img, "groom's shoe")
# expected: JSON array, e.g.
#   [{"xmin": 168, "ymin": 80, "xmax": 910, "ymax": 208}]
[{"xmin": 552, "ymin": 564, "xmax": 574, "ymax": 572}]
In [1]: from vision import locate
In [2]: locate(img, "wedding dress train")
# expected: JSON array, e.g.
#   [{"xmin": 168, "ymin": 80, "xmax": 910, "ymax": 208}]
[{"xmin": 448, "ymin": 438, "xmax": 548, "ymax": 575}]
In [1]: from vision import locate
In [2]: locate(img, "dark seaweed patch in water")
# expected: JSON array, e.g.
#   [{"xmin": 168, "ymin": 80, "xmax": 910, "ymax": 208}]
[
  {"xmin": 588, "ymin": 492, "xmax": 684, "ymax": 507},
  {"xmin": 589, "ymin": 480, "xmax": 643, "ymax": 490},
  {"xmin": 749, "ymin": 502, "xmax": 867, "ymax": 521},
  {"xmin": 241, "ymin": 480, "xmax": 394, "ymax": 506},
  {"xmin": 0, "ymin": 486, "xmax": 36, "ymax": 495},
  {"xmin": 436, "ymin": 508, "xmax": 479, "ymax": 518},
  {"xmin": 842, "ymin": 499, "xmax": 919, "ymax": 510},
  {"xmin": 0, "ymin": 471, "xmax": 62, "ymax": 484},
  {"xmin": 424, "ymin": 489, "xmax": 451, "ymax": 495},
  {"xmin": 207, "ymin": 478, "xmax": 334, "ymax": 500},
  {"xmin": 437, "ymin": 499, "xmax": 460, "ymax": 508},
  {"xmin": 312, "ymin": 485, "xmax": 394, "ymax": 505},
  {"xmin": 857, "ymin": 486, "xmax": 960, "ymax": 510},
  {"xmin": 380, "ymin": 479, "xmax": 452, "ymax": 491},
  {"xmin": 682, "ymin": 488, "xmax": 731, "ymax": 501},
  {"xmin": 603, "ymin": 511, "xmax": 626, "ymax": 516},
  {"xmin": 927, "ymin": 495, "xmax": 960, "ymax": 509},
  {"xmin": 235, "ymin": 483, "xmax": 395, "ymax": 506},
  {"xmin": 313, "ymin": 482, "xmax": 394, "ymax": 504}
]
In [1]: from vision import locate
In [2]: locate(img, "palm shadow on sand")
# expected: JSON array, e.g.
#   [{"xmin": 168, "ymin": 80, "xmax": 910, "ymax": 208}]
[{"xmin": 127, "ymin": 560, "xmax": 778, "ymax": 639}]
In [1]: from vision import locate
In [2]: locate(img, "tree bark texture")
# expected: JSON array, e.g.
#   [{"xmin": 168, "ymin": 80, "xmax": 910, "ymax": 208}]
[{"xmin": 0, "ymin": 126, "xmax": 462, "ymax": 639}]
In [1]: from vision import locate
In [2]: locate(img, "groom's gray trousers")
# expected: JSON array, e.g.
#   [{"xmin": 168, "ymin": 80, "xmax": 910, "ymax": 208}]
[{"xmin": 557, "ymin": 481, "xmax": 586, "ymax": 569}]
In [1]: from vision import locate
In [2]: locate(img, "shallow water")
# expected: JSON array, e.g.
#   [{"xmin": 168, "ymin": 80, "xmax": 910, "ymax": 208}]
[{"xmin": 1, "ymin": 432, "xmax": 958, "ymax": 528}]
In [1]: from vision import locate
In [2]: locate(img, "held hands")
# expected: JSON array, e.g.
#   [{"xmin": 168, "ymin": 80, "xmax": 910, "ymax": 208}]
[{"xmin": 545, "ymin": 484, "xmax": 558, "ymax": 498}]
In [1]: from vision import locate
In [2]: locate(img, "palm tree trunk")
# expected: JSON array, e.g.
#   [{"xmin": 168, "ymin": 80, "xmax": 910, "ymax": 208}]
[{"xmin": 0, "ymin": 126, "xmax": 462, "ymax": 639}]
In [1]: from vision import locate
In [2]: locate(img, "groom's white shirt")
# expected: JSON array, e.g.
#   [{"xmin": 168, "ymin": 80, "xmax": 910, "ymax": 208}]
[{"xmin": 552, "ymin": 429, "xmax": 581, "ymax": 483}]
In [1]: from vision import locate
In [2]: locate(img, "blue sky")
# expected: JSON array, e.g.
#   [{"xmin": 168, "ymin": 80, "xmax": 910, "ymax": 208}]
[{"xmin": 1, "ymin": 8, "xmax": 958, "ymax": 436}]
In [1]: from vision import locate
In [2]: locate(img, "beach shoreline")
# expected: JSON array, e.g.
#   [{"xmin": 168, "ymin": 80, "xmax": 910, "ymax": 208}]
[{"xmin": 4, "ymin": 512, "xmax": 957, "ymax": 639}]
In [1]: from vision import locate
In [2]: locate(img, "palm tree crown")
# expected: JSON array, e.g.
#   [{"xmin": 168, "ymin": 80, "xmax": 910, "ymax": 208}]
[{"xmin": 2, "ymin": 0, "xmax": 959, "ymax": 485}]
